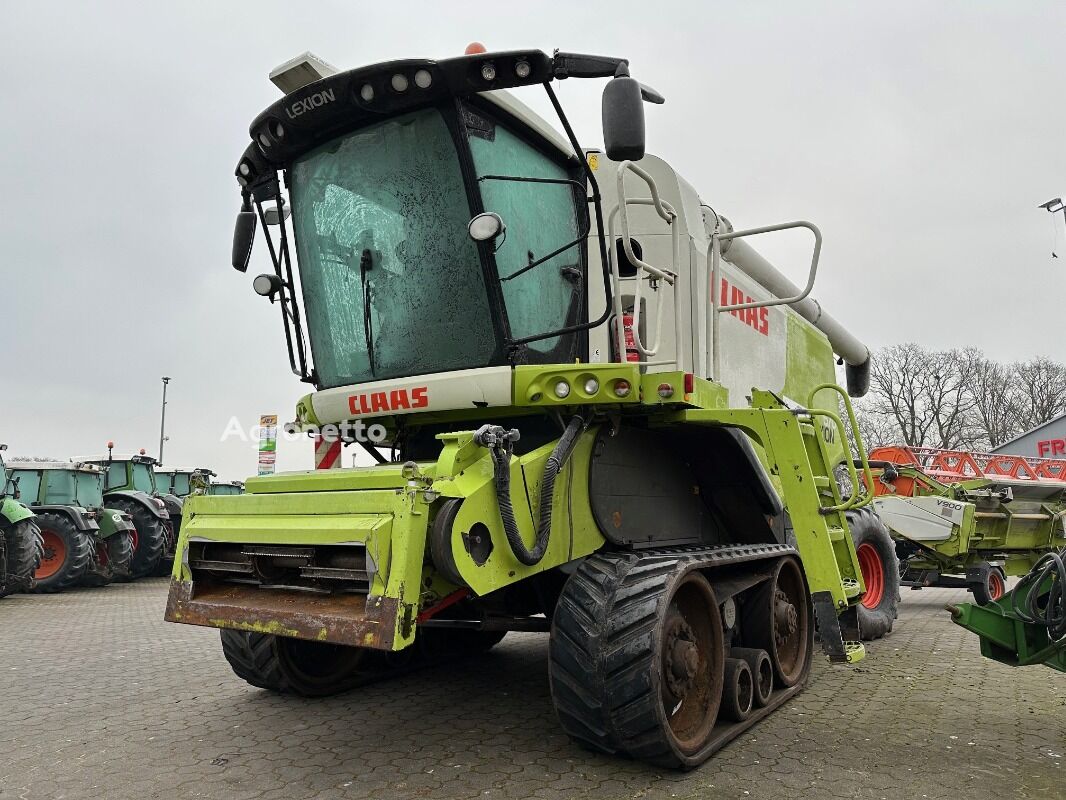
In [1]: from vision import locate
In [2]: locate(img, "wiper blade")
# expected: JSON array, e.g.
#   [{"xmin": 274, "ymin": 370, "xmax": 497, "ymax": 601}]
[{"xmin": 360, "ymin": 248, "xmax": 375, "ymax": 374}]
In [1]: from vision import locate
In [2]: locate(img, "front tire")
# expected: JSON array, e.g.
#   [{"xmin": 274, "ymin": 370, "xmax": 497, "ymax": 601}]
[
  {"xmin": 32, "ymin": 512, "xmax": 92, "ymax": 593},
  {"xmin": 220, "ymin": 631, "xmax": 372, "ymax": 697},
  {"xmin": 971, "ymin": 564, "xmax": 1007, "ymax": 606},
  {"xmin": 846, "ymin": 506, "xmax": 900, "ymax": 640}
]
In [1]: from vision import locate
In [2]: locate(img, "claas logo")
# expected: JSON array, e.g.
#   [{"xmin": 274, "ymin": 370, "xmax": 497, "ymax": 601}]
[
  {"xmin": 348, "ymin": 387, "xmax": 429, "ymax": 416},
  {"xmin": 719, "ymin": 278, "xmax": 769, "ymax": 337}
]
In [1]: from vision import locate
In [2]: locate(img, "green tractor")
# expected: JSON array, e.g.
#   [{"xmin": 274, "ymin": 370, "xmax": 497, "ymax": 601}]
[
  {"xmin": 5, "ymin": 460, "xmax": 137, "ymax": 591},
  {"xmin": 156, "ymin": 468, "xmax": 197, "ymax": 498},
  {"xmin": 206, "ymin": 480, "xmax": 244, "ymax": 496},
  {"xmin": 79, "ymin": 446, "xmax": 172, "ymax": 579},
  {"xmin": 0, "ymin": 443, "xmax": 41, "ymax": 597},
  {"xmin": 165, "ymin": 47, "xmax": 895, "ymax": 768}
]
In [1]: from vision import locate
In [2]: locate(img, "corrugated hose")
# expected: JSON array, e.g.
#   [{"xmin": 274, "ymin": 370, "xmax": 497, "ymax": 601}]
[{"xmin": 1010, "ymin": 549, "xmax": 1066, "ymax": 642}]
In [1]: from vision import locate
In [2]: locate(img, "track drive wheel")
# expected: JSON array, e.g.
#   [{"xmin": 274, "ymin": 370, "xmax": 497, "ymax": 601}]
[
  {"xmin": 32, "ymin": 512, "xmax": 92, "ymax": 593},
  {"xmin": 741, "ymin": 555, "xmax": 813, "ymax": 688},
  {"xmin": 0, "ymin": 518, "xmax": 43, "ymax": 596},
  {"xmin": 220, "ymin": 630, "xmax": 381, "ymax": 697},
  {"xmin": 846, "ymin": 506, "xmax": 900, "ymax": 640},
  {"xmin": 105, "ymin": 499, "xmax": 165, "ymax": 579},
  {"xmin": 971, "ymin": 564, "xmax": 1007, "ymax": 606},
  {"xmin": 549, "ymin": 554, "xmax": 726, "ymax": 769}
]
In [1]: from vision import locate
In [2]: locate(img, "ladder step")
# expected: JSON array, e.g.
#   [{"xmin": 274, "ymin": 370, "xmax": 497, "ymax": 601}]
[{"xmin": 827, "ymin": 526, "xmax": 847, "ymax": 541}]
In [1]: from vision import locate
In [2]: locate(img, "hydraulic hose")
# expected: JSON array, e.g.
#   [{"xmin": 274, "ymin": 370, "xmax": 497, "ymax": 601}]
[
  {"xmin": 475, "ymin": 415, "xmax": 587, "ymax": 567},
  {"xmin": 1010, "ymin": 549, "xmax": 1066, "ymax": 642}
]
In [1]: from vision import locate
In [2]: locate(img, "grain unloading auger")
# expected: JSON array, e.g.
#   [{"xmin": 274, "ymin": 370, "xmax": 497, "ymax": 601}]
[{"xmin": 165, "ymin": 46, "xmax": 888, "ymax": 768}]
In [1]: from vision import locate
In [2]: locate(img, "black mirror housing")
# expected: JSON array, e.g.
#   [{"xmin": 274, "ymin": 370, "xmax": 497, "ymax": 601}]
[
  {"xmin": 602, "ymin": 76, "xmax": 646, "ymax": 162},
  {"xmin": 232, "ymin": 210, "xmax": 257, "ymax": 272}
]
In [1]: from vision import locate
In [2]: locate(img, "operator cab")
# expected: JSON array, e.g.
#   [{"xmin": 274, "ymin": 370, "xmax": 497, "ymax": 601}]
[{"xmin": 232, "ymin": 48, "xmax": 659, "ymax": 392}]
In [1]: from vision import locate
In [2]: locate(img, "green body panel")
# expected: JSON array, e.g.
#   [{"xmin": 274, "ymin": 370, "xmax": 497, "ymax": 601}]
[
  {"xmin": 0, "ymin": 496, "xmax": 35, "ymax": 525},
  {"xmin": 950, "ymin": 575, "xmax": 1066, "ymax": 672},
  {"xmin": 874, "ymin": 466, "xmax": 1066, "ymax": 577},
  {"xmin": 168, "ymin": 363, "xmax": 870, "ymax": 662}
]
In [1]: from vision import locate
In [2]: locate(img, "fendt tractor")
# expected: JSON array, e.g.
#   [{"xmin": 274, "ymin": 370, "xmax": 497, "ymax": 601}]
[
  {"xmin": 165, "ymin": 47, "xmax": 899, "ymax": 768},
  {"xmin": 79, "ymin": 446, "xmax": 172, "ymax": 579},
  {"xmin": 206, "ymin": 479, "xmax": 244, "ymax": 496},
  {"xmin": 156, "ymin": 468, "xmax": 197, "ymax": 498},
  {"xmin": 5, "ymin": 460, "xmax": 137, "ymax": 591},
  {"xmin": 0, "ymin": 443, "xmax": 41, "ymax": 598}
]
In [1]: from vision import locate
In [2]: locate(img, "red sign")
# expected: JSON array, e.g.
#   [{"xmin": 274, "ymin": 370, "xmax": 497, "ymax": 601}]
[
  {"xmin": 348, "ymin": 387, "xmax": 429, "ymax": 416},
  {"xmin": 1037, "ymin": 439, "xmax": 1066, "ymax": 457}
]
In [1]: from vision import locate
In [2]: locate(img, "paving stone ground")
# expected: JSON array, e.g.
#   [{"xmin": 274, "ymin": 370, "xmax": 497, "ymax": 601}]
[{"xmin": 1, "ymin": 579, "xmax": 1063, "ymax": 800}]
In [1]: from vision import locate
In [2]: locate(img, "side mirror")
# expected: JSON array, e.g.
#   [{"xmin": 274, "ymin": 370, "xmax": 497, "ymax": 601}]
[
  {"xmin": 264, "ymin": 202, "xmax": 290, "ymax": 226},
  {"xmin": 0, "ymin": 443, "xmax": 7, "ymax": 451},
  {"xmin": 232, "ymin": 210, "xmax": 258, "ymax": 273},
  {"xmin": 602, "ymin": 75, "xmax": 646, "ymax": 162}
]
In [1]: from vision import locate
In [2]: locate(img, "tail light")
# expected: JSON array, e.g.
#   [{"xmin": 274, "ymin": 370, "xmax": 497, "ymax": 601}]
[{"xmin": 622, "ymin": 313, "xmax": 640, "ymax": 363}]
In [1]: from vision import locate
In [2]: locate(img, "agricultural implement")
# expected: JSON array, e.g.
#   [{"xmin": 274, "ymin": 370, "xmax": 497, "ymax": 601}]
[
  {"xmin": 79, "ymin": 447, "xmax": 172, "ymax": 579},
  {"xmin": 0, "ymin": 443, "xmax": 40, "ymax": 597},
  {"xmin": 869, "ymin": 446, "xmax": 1066, "ymax": 604},
  {"xmin": 165, "ymin": 46, "xmax": 896, "ymax": 768},
  {"xmin": 6, "ymin": 460, "xmax": 136, "ymax": 591}
]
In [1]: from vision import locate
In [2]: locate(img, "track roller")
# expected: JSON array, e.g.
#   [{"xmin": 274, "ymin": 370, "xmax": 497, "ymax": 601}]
[
  {"xmin": 721, "ymin": 658, "xmax": 754, "ymax": 722},
  {"xmin": 730, "ymin": 647, "xmax": 773, "ymax": 708}
]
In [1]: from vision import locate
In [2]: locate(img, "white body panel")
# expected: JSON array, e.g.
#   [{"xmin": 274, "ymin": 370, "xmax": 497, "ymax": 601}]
[
  {"xmin": 310, "ymin": 366, "xmax": 513, "ymax": 424},
  {"xmin": 874, "ymin": 495, "xmax": 967, "ymax": 542}
]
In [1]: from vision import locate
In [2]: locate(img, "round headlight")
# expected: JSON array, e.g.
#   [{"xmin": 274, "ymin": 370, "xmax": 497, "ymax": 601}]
[
  {"xmin": 468, "ymin": 212, "xmax": 505, "ymax": 242},
  {"xmin": 514, "ymin": 60, "xmax": 531, "ymax": 78},
  {"xmin": 360, "ymin": 83, "xmax": 375, "ymax": 102},
  {"xmin": 481, "ymin": 62, "xmax": 496, "ymax": 82},
  {"xmin": 554, "ymin": 381, "xmax": 570, "ymax": 399},
  {"xmin": 657, "ymin": 383, "xmax": 675, "ymax": 399},
  {"xmin": 414, "ymin": 69, "xmax": 433, "ymax": 89},
  {"xmin": 584, "ymin": 378, "xmax": 599, "ymax": 395},
  {"xmin": 239, "ymin": 163, "xmax": 251, "ymax": 177},
  {"xmin": 273, "ymin": 122, "xmax": 285, "ymax": 138},
  {"xmin": 391, "ymin": 73, "xmax": 409, "ymax": 92},
  {"xmin": 258, "ymin": 132, "xmax": 271, "ymax": 149},
  {"xmin": 613, "ymin": 379, "xmax": 631, "ymax": 398}
]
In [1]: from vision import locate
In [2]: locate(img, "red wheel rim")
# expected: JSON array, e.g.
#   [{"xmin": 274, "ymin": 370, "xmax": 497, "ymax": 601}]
[
  {"xmin": 96, "ymin": 538, "xmax": 110, "ymax": 567},
  {"xmin": 989, "ymin": 571, "xmax": 1005, "ymax": 601},
  {"xmin": 129, "ymin": 527, "xmax": 140, "ymax": 553},
  {"xmin": 35, "ymin": 529, "xmax": 67, "ymax": 580},
  {"xmin": 857, "ymin": 543, "xmax": 885, "ymax": 610}
]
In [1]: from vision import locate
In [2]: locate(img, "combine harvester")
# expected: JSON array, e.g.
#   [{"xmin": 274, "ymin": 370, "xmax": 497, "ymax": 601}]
[
  {"xmin": 165, "ymin": 46, "xmax": 898, "ymax": 768},
  {"xmin": 870, "ymin": 446, "xmax": 1066, "ymax": 603},
  {"xmin": 870, "ymin": 445, "xmax": 1066, "ymax": 672}
]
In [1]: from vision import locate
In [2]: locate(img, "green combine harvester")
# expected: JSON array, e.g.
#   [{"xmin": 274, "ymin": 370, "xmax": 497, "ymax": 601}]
[
  {"xmin": 165, "ymin": 46, "xmax": 901, "ymax": 768},
  {"xmin": 870, "ymin": 446, "xmax": 1066, "ymax": 604},
  {"xmin": 869, "ymin": 445, "xmax": 1066, "ymax": 672},
  {"xmin": 0, "ymin": 443, "xmax": 40, "ymax": 597},
  {"xmin": 6, "ymin": 460, "xmax": 137, "ymax": 591},
  {"xmin": 79, "ymin": 446, "xmax": 172, "ymax": 579}
]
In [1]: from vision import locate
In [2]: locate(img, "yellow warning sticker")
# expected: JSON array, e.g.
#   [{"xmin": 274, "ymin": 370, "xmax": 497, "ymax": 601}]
[{"xmin": 587, "ymin": 153, "xmax": 599, "ymax": 171}]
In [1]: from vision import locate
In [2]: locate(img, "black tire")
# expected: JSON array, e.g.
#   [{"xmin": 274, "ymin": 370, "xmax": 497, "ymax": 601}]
[
  {"xmin": 107, "ymin": 531, "xmax": 135, "ymax": 579},
  {"xmin": 220, "ymin": 630, "xmax": 373, "ymax": 697},
  {"xmin": 105, "ymin": 498, "xmax": 165, "ymax": 579},
  {"xmin": 846, "ymin": 506, "xmax": 900, "ymax": 640},
  {"xmin": 32, "ymin": 512, "xmax": 92, "ymax": 593},
  {"xmin": 150, "ymin": 519, "xmax": 178, "ymax": 577},
  {"xmin": 971, "ymin": 564, "xmax": 1007, "ymax": 606},
  {"xmin": 0, "ymin": 518, "xmax": 43, "ymax": 596},
  {"xmin": 549, "ymin": 553, "xmax": 726, "ymax": 769}
]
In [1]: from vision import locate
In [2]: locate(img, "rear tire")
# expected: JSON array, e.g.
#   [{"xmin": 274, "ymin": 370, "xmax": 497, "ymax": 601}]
[
  {"xmin": 0, "ymin": 519, "xmax": 43, "ymax": 596},
  {"xmin": 32, "ymin": 513, "xmax": 92, "ymax": 593},
  {"xmin": 80, "ymin": 536, "xmax": 114, "ymax": 588},
  {"xmin": 220, "ymin": 630, "xmax": 372, "ymax": 697},
  {"xmin": 971, "ymin": 565, "xmax": 1007, "ymax": 606},
  {"xmin": 150, "ymin": 519, "xmax": 178, "ymax": 577},
  {"xmin": 106, "ymin": 499, "xmax": 165, "ymax": 579},
  {"xmin": 846, "ymin": 506, "xmax": 900, "ymax": 640}
]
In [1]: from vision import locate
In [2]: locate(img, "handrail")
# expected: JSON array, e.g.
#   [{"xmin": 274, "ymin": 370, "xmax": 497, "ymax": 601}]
[
  {"xmin": 708, "ymin": 221, "xmax": 822, "ymax": 381},
  {"xmin": 609, "ymin": 160, "xmax": 683, "ymax": 368},
  {"xmin": 808, "ymin": 382, "xmax": 875, "ymax": 512}
]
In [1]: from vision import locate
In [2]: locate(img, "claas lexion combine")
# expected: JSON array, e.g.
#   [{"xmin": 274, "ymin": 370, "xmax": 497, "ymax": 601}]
[{"xmin": 165, "ymin": 46, "xmax": 899, "ymax": 767}]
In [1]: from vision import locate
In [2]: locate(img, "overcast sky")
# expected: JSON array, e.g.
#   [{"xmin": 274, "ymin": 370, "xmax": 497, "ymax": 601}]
[{"xmin": 3, "ymin": 2, "xmax": 1066, "ymax": 480}]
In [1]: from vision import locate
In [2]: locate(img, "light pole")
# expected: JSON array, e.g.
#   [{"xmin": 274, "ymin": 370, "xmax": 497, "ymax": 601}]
[
  {"xmin": 1039, "ymin": 198, "xmax": 1065, "ymax": 258},
  {"xmin": 159, "ymin": 376, "xmax": 171, "ymax": 465}
]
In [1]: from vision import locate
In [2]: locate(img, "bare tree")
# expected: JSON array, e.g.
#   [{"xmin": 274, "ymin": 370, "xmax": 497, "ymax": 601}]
[
  {"xmin": 967, "ymin": 355, "xmax": 1019, "ymax": 449},
  {"xmin": 1013, "ymin": 357, "xmax": 1066, "ymax": 432}
]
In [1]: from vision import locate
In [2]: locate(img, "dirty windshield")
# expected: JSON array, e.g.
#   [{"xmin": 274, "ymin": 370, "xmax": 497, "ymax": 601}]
[
  {"xmin": 131, "ymin": 462, "xmax": 157, "ymax": 493},
  {"xmin": 291, "ymin": 108, "xmax": 497, "ymax": 389}
]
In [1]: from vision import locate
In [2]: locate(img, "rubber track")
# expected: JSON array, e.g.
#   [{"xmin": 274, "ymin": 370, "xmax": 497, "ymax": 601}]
[{"xmin": 549, "ymin": 543, "xmax": 799, "ymax": 769}]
